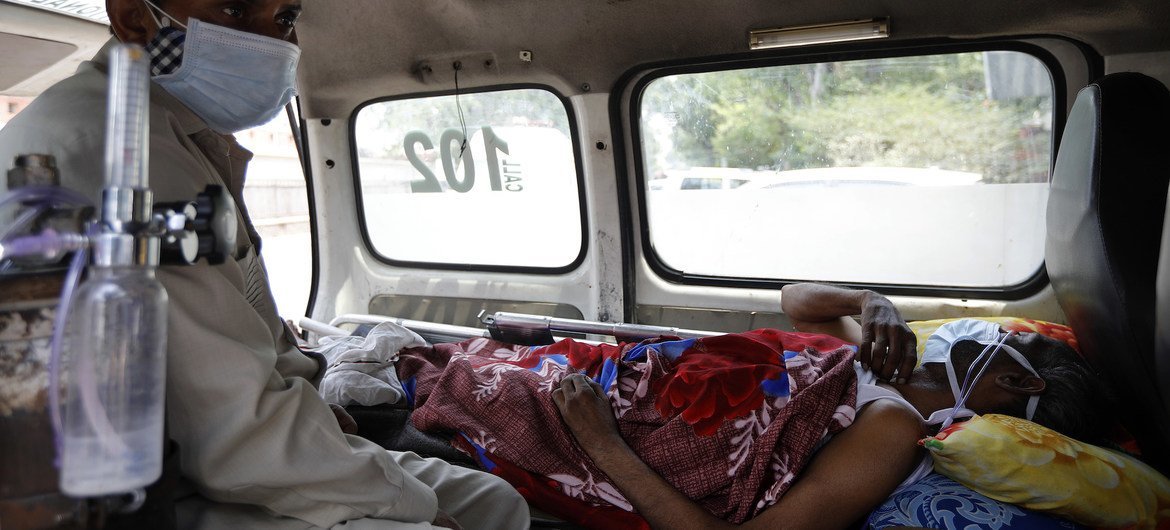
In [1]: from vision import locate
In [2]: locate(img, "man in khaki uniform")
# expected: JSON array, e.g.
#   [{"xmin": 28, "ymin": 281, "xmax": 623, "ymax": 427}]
[{"xmin": 0, "ymin": 1, "xmax": 529, "ymax": 528}]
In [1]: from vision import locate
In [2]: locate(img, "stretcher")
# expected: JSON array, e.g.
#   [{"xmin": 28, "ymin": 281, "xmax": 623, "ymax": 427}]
[{"xmin": 299, "ymin": 311, "xmax": 723, "ymax": 347}]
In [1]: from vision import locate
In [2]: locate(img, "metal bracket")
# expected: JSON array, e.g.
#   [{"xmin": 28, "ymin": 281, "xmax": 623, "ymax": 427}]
[{"xmin": 413, "ymin": 52, "xmax": 500, "ymax": 84}]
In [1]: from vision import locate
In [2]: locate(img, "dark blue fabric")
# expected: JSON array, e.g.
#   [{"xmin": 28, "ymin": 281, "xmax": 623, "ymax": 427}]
[{"xmin": 867, "ymin": 473, "xmax": 1086, "ymax": 530}]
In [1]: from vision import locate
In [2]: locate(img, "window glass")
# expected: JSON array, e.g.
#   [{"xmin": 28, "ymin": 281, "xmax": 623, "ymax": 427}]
[
  {"xmin": 354, "ymin": 88, "xmax": 582, "ymax": 268},
  {"xmin": 640, "ymin": 51, "xmax": 1054, "ymax": 288},
  {"xmin": 0, "ymin": 96, "xmax": 32, "ymax": 129},
  {"xmin": 239, "ymin": 115, "xmax": 311, "ymax": 318}
]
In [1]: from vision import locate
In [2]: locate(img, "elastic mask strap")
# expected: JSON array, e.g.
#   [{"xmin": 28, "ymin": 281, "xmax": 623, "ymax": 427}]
[
  {"xmin": 996, "ymin": 340, "xmax": 1042, "ymax": 420},
  {"xmin": 143, "ymin": 0, "xmax": 187, "ymax": 30},
  {"xmin": 113, "ymin": 0, "xmax": 169, "ymax": 42},
  {"xmin": 943, "ymin": 352, "xmax": 963, "ymax": 402},
  {"xmin": 953, "ymin": 332, "xmax": 1012, "ymax": 413},
  {"xmin": 925, "ymin": 406, "xmax": 975, "ymax": 427},
  {"xmin": 940, "ymin": 331, "xmax": 1013, "ymax": 429},
  {"xmin": 956, "ymin": 341, "xmax": 997, "ymax": 398},
  {"xmin": 1024, "ymin": 392, "xmax": 1040, "ymax": 420},
  {"xmin": 943, "ymin": 338, "xmax": 997, "ymax": 402}
]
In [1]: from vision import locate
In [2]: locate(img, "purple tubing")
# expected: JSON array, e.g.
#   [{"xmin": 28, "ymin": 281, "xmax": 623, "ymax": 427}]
[
  {"xmin": 0, "ymin": 185, "xmax": 91, "ymax": 210},
  {"xmin": 1, "ymin": 186, "xmax": 94, "ymax": 465},
  {"xmin": 47, "ymin": 242, "xmax": 90, "ymax": 465}
]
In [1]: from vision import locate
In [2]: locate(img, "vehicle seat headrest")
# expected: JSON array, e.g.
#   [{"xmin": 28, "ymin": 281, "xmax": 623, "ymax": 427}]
[{"xmin": 1045, "ymin": 72, "xmax": 1170, "ymax": 472}]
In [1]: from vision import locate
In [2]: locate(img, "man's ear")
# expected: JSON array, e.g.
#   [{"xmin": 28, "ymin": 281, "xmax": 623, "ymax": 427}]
[
  {"xmin": 994, "ymin": 373, "xmax": 1046, "ymax": 395},
  {"xmin": 107, "ymin": 0, "xmax": 154, "ymax": 45}
]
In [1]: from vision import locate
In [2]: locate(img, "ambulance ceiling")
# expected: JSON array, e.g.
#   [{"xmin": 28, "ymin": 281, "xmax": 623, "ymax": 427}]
[{"xmin": 296, "ymin": 0, "xmax": 1170, "ymax": 118}]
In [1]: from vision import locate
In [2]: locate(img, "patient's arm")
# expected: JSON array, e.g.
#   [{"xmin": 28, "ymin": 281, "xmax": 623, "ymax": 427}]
[
  {"xmin": 553, "ymin": 374, "xmax": 923, "ymax": 529},
  {"xmin": 781, "ymin": 283, "xmax": 916, "ymax": 383}
]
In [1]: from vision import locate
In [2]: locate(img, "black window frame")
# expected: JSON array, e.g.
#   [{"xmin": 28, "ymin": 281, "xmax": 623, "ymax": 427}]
[{"xmin": 621, "ymin": 37, "xmax": 1098, "ymax": 300}]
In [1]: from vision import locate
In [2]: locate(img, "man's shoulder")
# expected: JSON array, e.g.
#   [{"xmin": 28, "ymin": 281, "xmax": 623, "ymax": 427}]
[
  {"xmin": 3, "ymin": 63, "xmax": 190, "ymax": 145},
  {"xmin": 0, "ymin": 70, "xmax": 110, "ymax": 194},
  {"xmin": 0, "ymin": 65, "xmax": 189, "ymax": 197},
  {"xmin": 2, "ymin": 68, "xmax": 107, "ymax": 140}
]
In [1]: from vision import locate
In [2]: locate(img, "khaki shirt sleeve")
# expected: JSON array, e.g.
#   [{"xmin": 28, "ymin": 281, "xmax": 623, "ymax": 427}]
[
  {"xmin": 161, "ymin": 260, "xmax": 439, "ymax": 527},
  {"xmin": 146, "ymin": 115, "xmax": 440, "ymax": 526}
]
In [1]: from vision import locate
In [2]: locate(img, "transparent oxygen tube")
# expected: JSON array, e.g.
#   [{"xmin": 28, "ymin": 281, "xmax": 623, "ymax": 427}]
[{"xmin": 59, "ymin": 44, "xmax": 169, "ymax": 497}]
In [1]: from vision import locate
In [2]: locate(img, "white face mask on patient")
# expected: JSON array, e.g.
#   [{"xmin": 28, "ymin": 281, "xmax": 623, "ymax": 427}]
[{"xmin": 919, "ymin": 319, "xmax": 1041, "ymax": 429}]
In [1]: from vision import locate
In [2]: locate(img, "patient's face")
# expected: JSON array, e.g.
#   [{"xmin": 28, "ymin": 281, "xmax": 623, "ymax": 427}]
[{"xmin": 945, "ymin": 332, "xmax": 1046, "ymax": 410}]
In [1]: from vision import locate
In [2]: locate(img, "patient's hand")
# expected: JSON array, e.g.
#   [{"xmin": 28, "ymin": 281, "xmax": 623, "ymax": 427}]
[
  {"xmin": 329, "ymin": 403, "xmax": 359, "ymax": 435},
  {"xmin": 859, "ymin": 291, "xmax": 917, "ymax": 384},
  {"xmin": 553, "ymin": 373, "xmax": 623, "ymax": 457},
  {"xmin": 432, "ymin": 509, "xmax": 462, "ymax": 529}
]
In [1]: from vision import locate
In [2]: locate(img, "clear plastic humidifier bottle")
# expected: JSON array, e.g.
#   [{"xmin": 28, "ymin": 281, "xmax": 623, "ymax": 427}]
[
  {"xmin": 57, "ymin": 43, "xmax": 169, "ymax": 498},
  {"xmin": 59, "ymin": 260, "xmax": 168, "ymax": 496}
]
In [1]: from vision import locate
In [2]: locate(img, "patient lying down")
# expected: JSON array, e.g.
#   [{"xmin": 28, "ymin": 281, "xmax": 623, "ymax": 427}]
[{"xmin": 390, "ymin": 283, "xmax": 1110, "ymax": 530}]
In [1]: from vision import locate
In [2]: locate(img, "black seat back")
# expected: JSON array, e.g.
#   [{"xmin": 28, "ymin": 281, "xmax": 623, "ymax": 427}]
[{"xmin": 1045, "ymin": 72, "xmax": 1170, "ymax": 473}]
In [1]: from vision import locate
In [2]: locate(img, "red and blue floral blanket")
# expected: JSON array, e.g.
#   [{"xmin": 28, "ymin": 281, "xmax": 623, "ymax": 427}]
[{"xmin": 396, "ymin": 329, "xmax": 859, "ymax": 528}]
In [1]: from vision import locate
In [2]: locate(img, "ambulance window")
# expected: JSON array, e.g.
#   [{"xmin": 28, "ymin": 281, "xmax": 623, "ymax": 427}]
[
  {"xmin": 239, "ymin": 116, "xmax": 311, "ymax": 318},
  {"xmin": 353, "ymin": 88, "xmax": 583, "ymax": 270},
  {"xmin": 0, "ymin": 96, "xmax": 32, "ymax": 129},
  {"xmin": 638, "ymin": 50, "xmax": 1055, "ymax": 289}
]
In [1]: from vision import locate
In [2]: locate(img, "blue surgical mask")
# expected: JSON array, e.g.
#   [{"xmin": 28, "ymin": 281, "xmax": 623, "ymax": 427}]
[
  {"xmin": 920, "ymin": 319, "xmax": 1041, "ymax": 428},
  {"xmin": 140, "ymin": 2, "xmax": 300, "ymax": 133}
]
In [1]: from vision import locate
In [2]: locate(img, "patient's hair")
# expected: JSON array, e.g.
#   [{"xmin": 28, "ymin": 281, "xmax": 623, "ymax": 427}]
[
  {"xmin": 1001, "ymin": 335, "xmax": 1114, "ymax": 444},
  {"xmin": 944, "ymin": 334, "xmax": 1114, "ymax": 444}
]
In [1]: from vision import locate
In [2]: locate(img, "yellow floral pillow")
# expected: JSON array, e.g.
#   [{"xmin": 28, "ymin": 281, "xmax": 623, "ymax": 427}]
[
  {"xmin": 907, "ymin": 317, "xmax": 1080, "ymax": 366},
  {"xmin": 920, "ymin": 414, "xmax": 1170, "ymax": 529}
]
